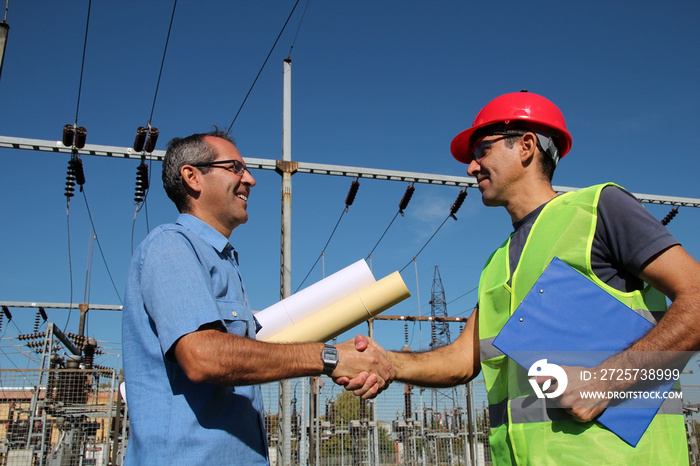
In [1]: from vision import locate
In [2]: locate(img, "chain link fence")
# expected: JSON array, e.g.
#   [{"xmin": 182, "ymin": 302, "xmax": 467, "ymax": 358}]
[
  {"xmin": 262, "ymin": 378, "xmax": 700, "ymax": 465},
  {"xmin": 0, "ymin": 368, "xmax": 124, "ymax": 466},
  {"xmin": 0, "ymin": 370, "xmax": 698, "ymax": 465}
]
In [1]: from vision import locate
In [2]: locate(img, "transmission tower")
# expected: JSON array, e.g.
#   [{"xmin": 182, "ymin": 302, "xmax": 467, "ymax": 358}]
[{"xmin": 429, "ymin": 266, "xmax": 451, "ymax": 348}]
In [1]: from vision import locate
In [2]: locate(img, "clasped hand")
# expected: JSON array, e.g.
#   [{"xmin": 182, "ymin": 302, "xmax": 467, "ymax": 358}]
[{"xmin": 332, "ymin": 335, "xmax": 394, "ymax": 399}]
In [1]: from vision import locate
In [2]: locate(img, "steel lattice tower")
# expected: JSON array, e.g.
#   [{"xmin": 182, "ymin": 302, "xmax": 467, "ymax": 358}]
[{"xmin": 429, "ymin": 266, "xmax": 451, "ymax": 348}]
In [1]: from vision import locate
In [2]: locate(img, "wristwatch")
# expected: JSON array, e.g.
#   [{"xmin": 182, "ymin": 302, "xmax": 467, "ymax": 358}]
[{"xmin": 321, "ymin": 344, "xmax": 339, "ymax": 376}]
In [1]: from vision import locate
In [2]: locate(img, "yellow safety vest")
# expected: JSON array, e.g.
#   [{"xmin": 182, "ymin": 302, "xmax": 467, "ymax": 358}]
[{"xmin": 478, "ymin": 183, "xmax": 688, "ymax": 465}]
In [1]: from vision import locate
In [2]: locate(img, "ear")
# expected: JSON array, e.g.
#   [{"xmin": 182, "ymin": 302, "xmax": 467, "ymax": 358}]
[
  {"xmin": 519, "ymin": 132, "xmax": 538, "ymax": 166},
  {"xmin": 180, "ymin": 165, "xmax": 203, "ymax": 196}
]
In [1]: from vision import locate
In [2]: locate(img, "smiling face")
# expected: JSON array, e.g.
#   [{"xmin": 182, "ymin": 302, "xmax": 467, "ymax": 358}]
[
  {"xmin": 467, "ymin": 134, "xmax": 523, "ymax": 208},
  {"xmin": 181, "ymin": 136, "xmax": 256, "ymax": 237}
]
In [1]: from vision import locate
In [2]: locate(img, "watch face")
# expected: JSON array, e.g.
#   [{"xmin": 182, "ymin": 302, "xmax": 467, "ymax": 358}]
[{"xmin": 323, "ymin": 346, "xmax": 338, "ymax": 363}]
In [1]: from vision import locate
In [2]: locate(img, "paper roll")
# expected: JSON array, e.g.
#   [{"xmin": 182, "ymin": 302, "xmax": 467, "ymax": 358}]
[
  {"xmin": 255, "ymin": 259, "xmax": 375, "ymax": 340},
  {"xmin": 263, "ymin": 271, "xmax": 410, "ymax": 343}
]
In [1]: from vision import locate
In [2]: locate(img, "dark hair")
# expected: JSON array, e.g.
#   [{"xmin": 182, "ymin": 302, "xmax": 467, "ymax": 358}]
[{"xmin": 162, "ymin": 128, "xmax": 236, "ymax": 212}]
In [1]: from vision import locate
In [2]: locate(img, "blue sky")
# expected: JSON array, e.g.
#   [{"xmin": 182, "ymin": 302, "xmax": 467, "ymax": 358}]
[{"xmin": 1, "ymin": 0, "xmax": 699, "ymax": 374}]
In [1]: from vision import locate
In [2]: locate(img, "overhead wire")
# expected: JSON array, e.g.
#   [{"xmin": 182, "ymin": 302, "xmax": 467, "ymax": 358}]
[
  {"xmin": 295, "ymin": 178, "xmax": 360, "ymax": 292},
  {"xmin": 131, "ymin": 0, "xmax": 177, "ymax": 245},
  {"xmin": 72, "ymin": 0, "xmax": 92, "ymax": 126},
  {"xmin": 366, "ymin": 183, "xmax": 415, "ymax": 267},
  {"xmin": 286, "ymin": 0, "xmax": 310, "ymax": 59},
  {"xmin": 227, "ymin": 0, "xmax": 302, "ymax": 133},
  {"xmin": 147, "ymin": 0, "xmax": 177, "ymax": 126},
  {"xmin": 398, "ymin": 188, "xmax": 467, "ymax": 274},
  {"xmin": 64, "ymin": 0, "xmax": 93, "ymax": 332},
  {"xmin": 81, "ymin": 193, "xmax": 124, "ymax": 305}
]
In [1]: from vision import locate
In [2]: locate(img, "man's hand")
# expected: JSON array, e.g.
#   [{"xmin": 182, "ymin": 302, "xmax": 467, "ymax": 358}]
[
  {"xmin": 535, "ymin": 365, "xmax": 609, "ymax": 422},
  {"xmin": 332, "ymin": 335, "xmax": 394, "ymax": 399}
]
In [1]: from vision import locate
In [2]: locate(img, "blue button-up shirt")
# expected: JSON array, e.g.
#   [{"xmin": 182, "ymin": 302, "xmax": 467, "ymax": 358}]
[{"xmin": 122, "ymin": 214, "xmax": 268, "ymax": 465}]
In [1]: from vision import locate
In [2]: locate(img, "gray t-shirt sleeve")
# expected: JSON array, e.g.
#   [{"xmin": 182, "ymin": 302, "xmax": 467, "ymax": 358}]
[{"xmin": 592, "ymin": 185, "xmax": 679, "ymax": 290}]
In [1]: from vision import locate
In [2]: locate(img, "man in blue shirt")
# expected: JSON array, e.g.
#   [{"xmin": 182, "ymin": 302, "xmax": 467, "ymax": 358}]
[{"xmin": 122, "ymin": 130, "xmax": 394, "ymax": 465}]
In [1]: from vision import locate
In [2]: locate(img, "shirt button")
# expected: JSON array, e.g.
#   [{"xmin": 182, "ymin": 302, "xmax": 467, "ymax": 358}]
[{"xmin": 232, "ymin": 311, "xmax": 237, "ymax": 317}]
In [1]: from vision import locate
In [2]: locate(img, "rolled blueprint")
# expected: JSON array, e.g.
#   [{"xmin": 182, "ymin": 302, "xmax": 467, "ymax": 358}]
[
  {"xmin": 255, "ymin": 259, "xmax": 375, "ymax": 340},
  {"xmin": 263, "ymin": 271, "xmax": 410, "ymax": 343}
]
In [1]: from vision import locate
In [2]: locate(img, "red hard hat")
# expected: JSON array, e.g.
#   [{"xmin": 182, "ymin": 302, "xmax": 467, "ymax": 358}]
[{"xmin": 450, "ymin": 91, "xmax": 573, "ymax": 164}]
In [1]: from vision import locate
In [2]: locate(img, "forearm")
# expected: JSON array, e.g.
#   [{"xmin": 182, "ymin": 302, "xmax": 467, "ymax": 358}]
[
  {"xmin": 389, "ymin": 346, "xmax": 477, "ymax": 387},
  {"xmin": 175, "ymin": 329, "xmax": 325, "ymax": 385},
  {"xmin": 389, "ymin": 309, "xmax": 480, "ymax": 388}
]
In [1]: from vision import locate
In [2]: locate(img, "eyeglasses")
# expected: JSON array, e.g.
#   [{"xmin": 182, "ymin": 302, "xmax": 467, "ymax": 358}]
[
  {"xmin": 472, "ymin": 133, "xmax": 524, "ymax": 161},
  {"xmin": 192, "ymin": 159, "xmax": 249, "ymax": 175},
  {"xmin": 472, "ymin": 130, "xmax": 560, "ymax": 164}
]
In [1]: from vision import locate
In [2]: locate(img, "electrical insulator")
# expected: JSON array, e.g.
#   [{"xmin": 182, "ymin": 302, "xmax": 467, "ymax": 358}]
[
  {"xmin": 39, "ymin": 307, "xmax": 48, "ymax": 322},
  {"xmin": 661, "ymin": 206, "xmax": 679, "ymax": 226},
  {"xmin": 74, "ymin": 126, "xmax": 87, "ymax": 149},
  {"xmin": 0, "ymin": 313, "xmax": 3, "ymax": 333},
  {"xmin": 62, "ymin": 124, "xmax": 75, "ymax": 147},
  {"xmin": 71, "ymin": 157, "xmax": 86, "ymax": 186},
  {"xmin": 83, "ymin": 338, "xmax": 97, "ymax": 368},
  {"xmin": 64, "ymin": 164, "xmax": 76, "ymax": 198},
  {"xmin": 133, "ymin": 126, "xmax": 148, "ymax": 152},
  {"xmin": 398, "ymin": 184, "xmax": 415, "ymax": 215},
  {"xmin": 2, "ymin": 305, "xmax": 10, "ymax": 321},
  {"xmin": 144, "ymin": 127, "xmax": 159, "ymax": 153},
  {"xmin": 345, "ymin": 180, "xmax": 360, "ymax": 207},
  {"xmin": 449, "ymin": 189, "xmax": 468, "ymax": 219},
  {"xmin": 134, "ymin": 161, "xmax": 150, "ymax": 203},
  {"xmin": 34, "ymin": 310, "xmax": 41, "ymax": 333},
  {"xmin": 65, "ymin": 158, "xmax": 86, "ymax": 198}
]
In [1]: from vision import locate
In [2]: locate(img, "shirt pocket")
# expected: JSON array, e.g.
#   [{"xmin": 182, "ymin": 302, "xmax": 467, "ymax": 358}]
[{"xmin": 217, "ymin": 298, "xmax": 252, "ymax": 337}]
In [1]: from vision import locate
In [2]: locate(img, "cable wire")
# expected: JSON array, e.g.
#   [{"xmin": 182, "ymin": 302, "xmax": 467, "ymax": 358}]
[
  {"xmin": 287, "ymin": 0, "xmax": 310, "ymax": 59},
  {"xmin": 64, "ymin": 209, "xmax": 75, "ymax": 332},
  {"xmin": 295, "ymin": 207, "xmax": 346, "ymax": 292},
  {"xmin": 366, "ymin": 211, "xmax": 400, "ymax": 261},
  {"xmin": 80, "ymin": 190, "xmax": 124, "ymax": 305},
  {"xmin": 366, "ymin": 183, "xmax": 415, "ymax": 263},
  {"xmin": 148, "ymin": 0, "xmax": 177, "ymax": 125},
  {"xmin": 399, "ymin": 214, "xmax": 451, "ymax": 274},
  {"xmin": 73, "ymin": 0, "xmax": 92, "ymax": 125},
  {"xmin": 227, "ymin": 0, "xmax": 301, "ymax": 133}
]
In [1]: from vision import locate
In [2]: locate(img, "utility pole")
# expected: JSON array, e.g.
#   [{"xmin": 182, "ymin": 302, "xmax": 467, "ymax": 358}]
[{"xmin": 277, "ymin": 57, "xmax": 297, "ymax": 466}]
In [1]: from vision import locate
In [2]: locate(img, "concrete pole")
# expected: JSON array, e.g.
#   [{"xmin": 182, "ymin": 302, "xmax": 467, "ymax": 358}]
[{"xmin": 278, "ymin": 57, "xmax": 294, "ymax": 466}]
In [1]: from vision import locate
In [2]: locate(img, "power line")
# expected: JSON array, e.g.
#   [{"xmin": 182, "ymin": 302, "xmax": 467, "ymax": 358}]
[
  {"xmin": 399, "ymin": 189, "xmax": 467, "ymax": 273},
  {"xmin": 73, "ymin": 0, "xmax": 92, "ymax": 126},
  {"xmin": 227, "ymin": 0, "xmax": 302, "ymax": 133},
  {"xmin": 287, "ymin": 0, "xmax": 310, "ymax": 59},
  {"xmin": 366, "ymin": 183, "xmax": 415, "ymax": 262},
  {"xmin": 295, "ymin": 179, "xmax": 360, "ymax": 292},
  {"xmin": 147, "ymin": 0, "xmax": 178, "ymax": 126}
]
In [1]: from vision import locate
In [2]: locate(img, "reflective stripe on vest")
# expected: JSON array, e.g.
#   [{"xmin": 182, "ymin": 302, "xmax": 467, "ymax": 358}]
[
  {"xmin": 489, "ymin": 390, "xmax": 683, "ymax": 428},
  {"xmin": 479, "ymin": 308, "xmax": 660, "ymax": 365},
  {"xmin": 480, "ymin": 336, "xmax": 504, "ymax": 360}
]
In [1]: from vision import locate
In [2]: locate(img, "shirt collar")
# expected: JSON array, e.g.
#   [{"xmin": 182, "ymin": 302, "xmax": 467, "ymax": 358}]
[{"xmin": 175, "ymin": 213, "xmax": 231, "ymax": 254}]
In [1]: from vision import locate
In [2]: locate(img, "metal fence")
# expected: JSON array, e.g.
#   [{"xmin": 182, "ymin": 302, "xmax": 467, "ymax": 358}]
[
  {"xmin": 0, "ymin": 368, "xmax": 124, "ymax": 466},
  {"xmin": 262, "ymin": 378, "xmax": 700, "ymax": 466},
  {"xmin": 1, "ymin": 368, "xmax": 699, "ymax": 465}
]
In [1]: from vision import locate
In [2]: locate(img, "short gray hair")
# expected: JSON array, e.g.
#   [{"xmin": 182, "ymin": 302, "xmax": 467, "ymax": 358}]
[{"xmin": 162, "ymin": 129, "xmax": 236, "ymax": 212}]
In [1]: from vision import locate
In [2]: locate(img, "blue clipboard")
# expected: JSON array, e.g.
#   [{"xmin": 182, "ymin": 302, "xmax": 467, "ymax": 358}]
[{"xmin": 492, "ymin": 257, "xmax": 677, "ymax": 447}]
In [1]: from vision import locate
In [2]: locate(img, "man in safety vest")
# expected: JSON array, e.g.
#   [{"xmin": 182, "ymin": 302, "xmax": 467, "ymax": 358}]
[{"xmin": 340, "ymin": 91, "xmax": 700, "ymax": 464}]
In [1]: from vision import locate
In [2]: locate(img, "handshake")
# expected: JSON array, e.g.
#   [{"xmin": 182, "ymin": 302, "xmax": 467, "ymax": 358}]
[
  {"xmin": 320, "ymin": 312, "xmax": 478, "ymax": 398},
  {"xmin": 330, "ymin": 335, "xmax": 395, "ymax": 399}
]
